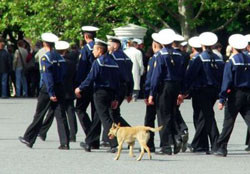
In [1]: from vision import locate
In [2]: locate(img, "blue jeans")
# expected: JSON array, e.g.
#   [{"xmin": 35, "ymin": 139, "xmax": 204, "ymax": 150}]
[
  {"xmin": 15, "ymin": 67, "xmax": 28, "ymax": 97},
  {"xmin": 1, "ymin": 73, "xmax": 8, "ymax": 97}
]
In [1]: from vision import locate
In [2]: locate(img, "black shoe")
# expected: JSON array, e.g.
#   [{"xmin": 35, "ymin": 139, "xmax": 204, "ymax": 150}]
[
  {"xmin": 80, "ymin": 142, "xmax": 91, "ymax": 152},
  {"xmin": 58, "ymin": 145, "xmax": 70, "ymax": 150},
  {"xmin": 214, "ymin": 147, "xmax": 227, "ymax": 157},
  {"xmin": 70, "ymin": 136, "xmax": 76, "ymax": 142},
  {"xmin": 38, "ymin": 135, "xmax": 46, "ymax": 141},
  {"xmin": 18, "ymin": 136, "xmax": 32, "ymax": 148},
  {"xmin": 188, "ymin": 144, "xmax": 208, "ymax": 153},
  {"xmin": 80, "ymin": 142, "xmax": 99, "ymax": 150},
  {"xmin": 245, "ymin": 146, "xmax": 250, "ymax": 152},
  {"xmin": 100, "ymin": 141, "xmax": 110, "ymax": 148},
  {"xmin": 107, "ymin": 147, "xmax": 117, "ymax": 153},
  {"xmin": 174, "ymin": 140, "xmax": 182, "ymax": 154},
  {"xmin": 155, "ymin": 147, "xmax": 172, "ymax": 155},
  {"xmin": 181, "ymin": 131, "xmax": 189, "ymax": 152}
]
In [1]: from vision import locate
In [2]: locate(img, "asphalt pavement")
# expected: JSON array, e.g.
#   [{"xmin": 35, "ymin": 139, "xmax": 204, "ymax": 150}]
[{"xmin": 0, "ymin": 98, "xmax": 249, "ymax": 174}]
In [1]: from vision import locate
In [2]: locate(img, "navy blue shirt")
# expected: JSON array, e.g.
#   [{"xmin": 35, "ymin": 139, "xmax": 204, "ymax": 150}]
[
  {"xmin": 184, "ymin": 50, "xmax": 224, "ymax": 93},
  {"xmin": 41, "ymin": 50, "xmax": 66, "ymax": 97},
  {"xmin": 78, "ymin": 54, "xmax": 120, "ymax": 97},
  {"xmin": 150, "ymin": 47, "xmax": 186, "ymax": 96},
  {"xmin": 75, "ymin": 41, "xmax": 95, "ymax": 86},
  {"xmin": 185, "ymin": 52, "xmax": 203, "ymax": 90},
  {"xmin": 144, "ymin": 51, "xmax": 158, "ymax": 98},
  {"xmin": 111, "ymin": 48, "xmax": 134, "ymax": 96},
  {"xmin": 219, "ymin": 52, "xmax": 250, "ymax": 104}
]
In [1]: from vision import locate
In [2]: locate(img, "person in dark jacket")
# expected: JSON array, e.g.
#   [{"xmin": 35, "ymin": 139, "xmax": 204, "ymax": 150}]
[
  {"xmin": 179, "ymin": 32, "xmax": 224, "ymax": 153},
  {"xmin": 38, "ymin": 41, "xmax": 78, "ymax": 142},
  {"xmin": 0, "ymin": 38, "xmax": 11, "ymax": 98},
  {"xmin": 19, "ymin": 33, "xmax": 70, "ymax": 150},
  {"xmin": 215, "ymin": 34, "xmax": 250, "ymax": 157}
]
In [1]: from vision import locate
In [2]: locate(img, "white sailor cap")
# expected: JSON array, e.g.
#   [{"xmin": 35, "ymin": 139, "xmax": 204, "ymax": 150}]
[
  {"xmin": 55, "ymin": 41, "xmax": 70, "ymax": 50},
  {"xmin": 151, "ymin": 33, "xmax": 161, "ymax": 43},
  {"xmin": 174, "ymin": 34, "xmax": 185, "ymax": 42},
  {"xmin": 81, "ymin": 26, "xmax": 99, "ymax": 32},
  {"xmin": 132, "ymin": 38, "xmax": 143, "ymax": 45},
  {"xmin": 229, "ymin": 34, "xmax": 248, "ymax": 50},
  {"xmin": 41, "ymin": 33, "xmax": 59, "ymax": 43},
  {"xmin": 106, "ymin": 35, "xmax": 121, "ymax": 43},
  {"xmin": 180, "ymin": 41, "xmax": 188, "ymax": 47},
  {"xmin": 199, "ymin": 32, "xmax": 218, "ymax": 46},
  {"xmin": 94, "ymin": 38, "xmax": 108, "ymax": 47},
  {"xmin": 158, "ymin": 28, "xmax": 176, "ymax": 45},
  {"xmin": 245, "ymin": 34, "xmax": 250, "ymax": 43},
  {"xmin": 188, "ymin": 36, "xmax": 202, "ymax": 48}
]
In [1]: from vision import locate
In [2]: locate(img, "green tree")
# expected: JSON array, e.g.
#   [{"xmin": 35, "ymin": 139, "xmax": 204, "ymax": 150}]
[{"xmin": 0, "ymin": 0, "xmax": 249, "ymax": 44}]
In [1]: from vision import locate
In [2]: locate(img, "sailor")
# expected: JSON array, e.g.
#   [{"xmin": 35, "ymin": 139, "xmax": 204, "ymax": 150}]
[
  {"xmin": 215, "ymin": 34, "xmax": 250, "ymax": 157},
  {"xmin": 75, "ymin": 39, "xmax": 120, "ymax": 153},
  {"xmin": 148, "ymin": 29, "xmax": 186, "ymax": 155},
  {"xmin": 75, "ymin": 26, "xmax": 100, "ymax": 148},
  {"xmin": 19, "ymin": 33, "xmax": 70, "ymax": 150}
]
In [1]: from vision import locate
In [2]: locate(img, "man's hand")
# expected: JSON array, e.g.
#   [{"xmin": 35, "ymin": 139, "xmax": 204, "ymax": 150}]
[
  {"xmin": 75, "ymin": 88, "xmax": 82, "ymax": 98},
  {"xmin": 144, "ymin": 99, "xmax": 149, "ymax": 105},
  {"xmin": 218, "ymin": 103, "xmax": 224, "ymax": 110},
  {"xmin": 111, "ymin": 100, "xmax": 119, "ymax": 109},
  {"xmin": 148, "ymin": 96, "xmax": 154, "ymax": 105},
  {"xmin": 50, "ymin": 96, "xmax": 58, "ymax": 102},
  {"xmin": 177, "ymin": 94, "xmax": 184, "ymax": 105},
  {"xmin": 126, "ymin": 96, "xmax": 132, "ymax": 103}
]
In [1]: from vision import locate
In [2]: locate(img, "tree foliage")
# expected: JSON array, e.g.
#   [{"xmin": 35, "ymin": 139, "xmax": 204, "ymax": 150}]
[{"xmin": 0, "ymin": 0, "xmax": 249, "ymax": 44}]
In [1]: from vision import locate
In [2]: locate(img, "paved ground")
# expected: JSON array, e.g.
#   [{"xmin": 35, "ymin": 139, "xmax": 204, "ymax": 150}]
[{"xmin": 0, "ymin": 98, "xmax": 249, "ymax": 174}]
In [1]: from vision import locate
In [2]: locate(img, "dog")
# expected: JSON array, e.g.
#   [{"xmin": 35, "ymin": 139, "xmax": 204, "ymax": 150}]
[{"xmin": 108, "ymin": 123, "xmax": 163, "ymax": 161}]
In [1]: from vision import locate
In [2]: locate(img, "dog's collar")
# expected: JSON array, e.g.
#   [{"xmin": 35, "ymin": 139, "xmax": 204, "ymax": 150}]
[{"xmin": 115, "ymin": 128, "xmax": 120, "ymax": 136}]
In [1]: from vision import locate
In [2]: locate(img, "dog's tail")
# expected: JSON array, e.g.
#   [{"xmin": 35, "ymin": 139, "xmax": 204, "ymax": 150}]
[{"xmin": 146, "ymin": 126, "xmax": 163, "ymax": 132}]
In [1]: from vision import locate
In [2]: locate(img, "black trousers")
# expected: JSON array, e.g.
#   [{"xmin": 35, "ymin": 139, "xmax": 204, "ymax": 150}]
[
  {"xmin": 191, "ymin": 90, "xmax": 209, "ymax": 150},
  {"xmin": 217, "ymin": 88, "xmax": 250, "ymax": 148},
  {"xmin": 85, "ymin": 89, "xmax": 118, "ymax": 148},
  {"xmin": 144, "ymin": 104, "xmax": 157, "ymax": 148},
  {"xmin": 75, "ymin": 88, "xmax": 100, "ymax": 145},
  {"xmin": 175, "ymin": 105, "xmax": 188, "ymax": 135},
  {"xmin": 101, "ymin": 84, "xmax": 130, "ymax": 142},
  {"xmin": 23, "ymin": 84, "xmax": 69, "ymax": 146},
  {"xmin": 156, "ymin": 81, "xmax": 180, "ymax": 147},
  {"xmin": 39, "ymin": 99, "xmax": 78, "ymax": 139},
  {"xmin": 191, "ymin": 87, "xmax": 219, "ymax": 150}
]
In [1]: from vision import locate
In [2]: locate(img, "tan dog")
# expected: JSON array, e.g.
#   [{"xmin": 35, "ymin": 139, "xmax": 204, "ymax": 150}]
[{"xmin": 108, "ymin": 123, "xmax": 163, "ymax": 161}]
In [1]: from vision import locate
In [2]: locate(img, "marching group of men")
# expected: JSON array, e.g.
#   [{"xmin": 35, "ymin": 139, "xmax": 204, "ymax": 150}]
[{"xmin": 18, "ymin": 25, "xmax": 250, "ymax": 158}]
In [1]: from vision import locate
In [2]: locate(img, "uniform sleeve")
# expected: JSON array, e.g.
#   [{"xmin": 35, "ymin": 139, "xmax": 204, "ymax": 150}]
[
  {"xmin": 75, "ymin": 48, "xmax": 90, "ymax": 86},
  {"xmin": 41, "ymin": 57, "xmax": 55, "ymax": 97},
  {"xmin": 144, "ymin": 57, "xmax": 154, "ymax": 98},
  {"xmin": 78, "ymin": 60, "xmax": 99, "ymax": 91},
  {"xmin": 149, "ymin": 55, "xmax": 162, "ymax": 96},
  {"xmin": 219, "ymin": 61, "xmax": 233, "ymax": 104},
  {"xmin": 183, "ymin": 57, "xmax": 202, "ymax": 93}
]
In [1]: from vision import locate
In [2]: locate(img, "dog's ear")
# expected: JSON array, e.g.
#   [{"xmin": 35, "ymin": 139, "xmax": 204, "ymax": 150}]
[{"xmin": 117, "ymin": 122, "xmax": 121, "ymax": 127}]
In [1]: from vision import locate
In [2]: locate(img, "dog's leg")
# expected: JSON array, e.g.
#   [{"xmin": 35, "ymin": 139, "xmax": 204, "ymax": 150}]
[
  {"xmin": 129, "ymin": 143, "xmax": 135, "ymax": 157},
  {"xmin": 114, "ymin": 142, "xmax": 123, "ymax": 160},
  {"xmin": 137, "ymin": 143, "xmax": 145, "ymax": 161},
  {"xmin": 143, "ymin": 144, "xmax": 152, "ymax": 160}
]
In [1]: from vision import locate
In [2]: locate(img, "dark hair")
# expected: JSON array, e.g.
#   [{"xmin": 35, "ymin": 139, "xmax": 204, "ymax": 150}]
[
  {"xmin": 212, "ymin": 43, "xmax": 222, "ymax": 50},
  {"xmin": 84, "ymin": 32, "xmax": 96, "ymax": 39},
  {"xmin": 17, "ymin": 40, "xmax": 25, "ymax": 47},
  {"xmin": 0, "ymin": 37, "xmax": 5, "ymax": 43}
]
